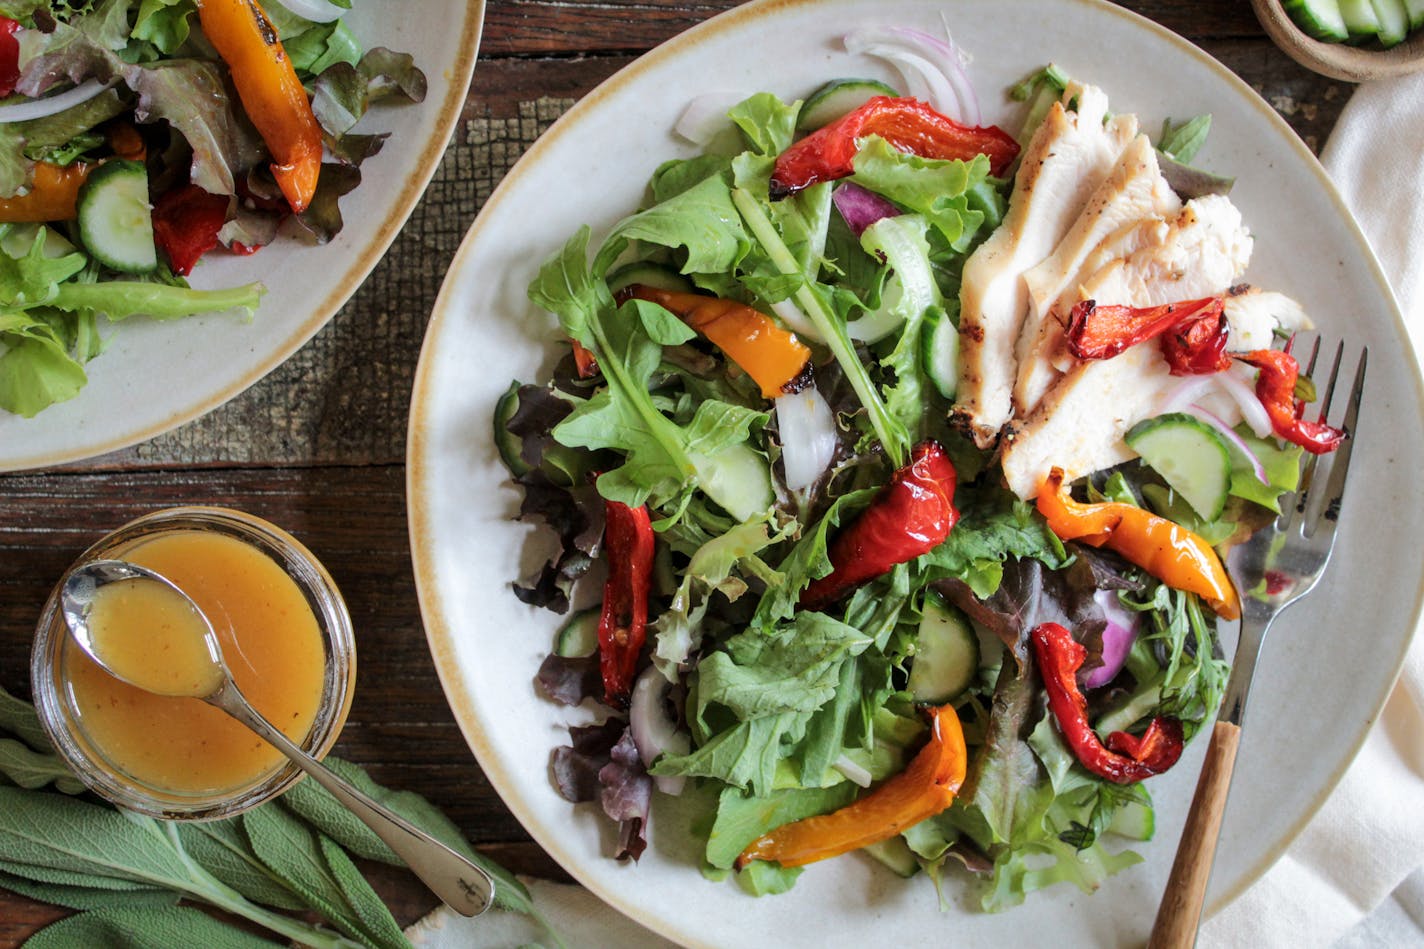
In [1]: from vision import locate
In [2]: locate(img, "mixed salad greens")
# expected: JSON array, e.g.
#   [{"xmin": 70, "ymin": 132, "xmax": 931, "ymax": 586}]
[
  {"xmin": 0, "ymin": 0, "xmax": 425, "ymax": 418},
  {"xmin": 498, "ymin": 52, "xmax": 1326, "ymax": 911}
]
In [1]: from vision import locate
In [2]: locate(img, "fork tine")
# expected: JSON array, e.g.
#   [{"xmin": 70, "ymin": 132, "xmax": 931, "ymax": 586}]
[
  {"xmin": 1312, "ymin": 347, "xmax": 1367, "ymax": 531},
  {"xmin": 1302, "ymin": 334, "xmax": 1323, "ymax": 377},
  {"xmin": 1296, "ymin": 341, "xmax": 1345, "ymax": 518}
]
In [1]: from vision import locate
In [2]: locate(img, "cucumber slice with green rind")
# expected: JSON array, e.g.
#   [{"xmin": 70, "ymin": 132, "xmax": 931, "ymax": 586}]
[
  {"xmin": 76, "ymin": 160, "xmax": 157, "ymax": 274},
  {"xmin": 862, "ymin": 836, "xmax": 921, "ymax": 877},
  {"xmin": 1369, "ymin": 0, "xmax": 1411, "ymax": 45},
  {"xmin": 493, "ymin": 381, "xmax": 532, "ymax": 478},
  {"xmin": 1283, "ymin": 0, "xmax": 1350, "ymax": 40},
  {"xmin": 907, "ymin": 592, "xmax": 979, "ymax": 704},
  {"xmin": 1406, "ymin": 0, "xmax": 1424, "ymax": 29},
  {"xmin": 922, "ymin": 305, "xmax": 959, "ymax": 400},
  {"xmin": 1339, "ymin": 0, "xmax": 1382, "ymax": 34},
  {"xmin": 1125, "ymin": 413, "xmax": 1232, "ymax": 521},
  {"xmin": 555, "ymin": 608, "xmax": 600, "ymax": 658},
  {"xmin": 1107, "ymin": 800, "xmax": 1155, "ymax": 841},
  {"xmin": 797, "ymin": 78, "xmax": 901, "ymax": 132},
  {"xmin": 607, "ymin": 261, "xmax": 694, "ymax": 295}
]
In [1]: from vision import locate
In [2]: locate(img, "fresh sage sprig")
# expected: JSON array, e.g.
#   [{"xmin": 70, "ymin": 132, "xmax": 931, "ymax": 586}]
[{"xmin": 0, "ymin": 685, "xmax": 539, "ymax": 948}]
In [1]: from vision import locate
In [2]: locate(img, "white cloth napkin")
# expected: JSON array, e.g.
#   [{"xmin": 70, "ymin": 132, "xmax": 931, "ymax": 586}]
[{"xmin": 407, "ymin": 76, "xmax": 1424, "ymax": 949}]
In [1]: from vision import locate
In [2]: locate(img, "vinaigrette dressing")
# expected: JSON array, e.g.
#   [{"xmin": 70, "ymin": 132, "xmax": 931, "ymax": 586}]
[{"xmin": 64, "ymin": 530, "xmax": 326, "ymax": 794}]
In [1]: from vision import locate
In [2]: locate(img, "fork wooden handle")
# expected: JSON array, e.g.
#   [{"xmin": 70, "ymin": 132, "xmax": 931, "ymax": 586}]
[{"xmin": 1148, "ymin": 720, "xmax": 1243, "ymax": 948}]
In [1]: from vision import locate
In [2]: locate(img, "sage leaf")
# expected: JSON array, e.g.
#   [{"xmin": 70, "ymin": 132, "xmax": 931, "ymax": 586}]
[
  {"xmin": 23, "ymin": 904, "xmax": 282, "ymax": 949},
  {"xmin": 283, "ymin": 757, "xmax": 531, "ymax": 914},
  {"xmin": 0, "ymin": 737, "xmax": 85, "ymax": 794},
  {"xmin": 243, "ymin": 804, "xmax": 388, "ymax": 949},
  {"xmin": 319, "ymin": 835, "xmax": 409, "ymax": 949},
  {"xmin": 0, "ymin": 856, "xmax": 155, "ymax": 892},
  {"xmin": 0, "ymin": 684, "xmax": 51, "ymax": 752},
  {"xmin": 0, "ymin": 868, "xmax": 174, "ymax": 911},
  {"xmin": 175, "ymin": 820, "xmax": 307, "ymax": 911}
]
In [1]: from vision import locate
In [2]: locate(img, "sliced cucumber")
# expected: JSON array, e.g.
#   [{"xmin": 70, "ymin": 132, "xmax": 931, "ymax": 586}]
[
  {"xmin": 555, "ymin": 608, "xmax": 600, "ymax": 658},
  {"xmin": 1339, "ymin": 0, "xmax": 1382, "ymax": 34},
  {"xmin": 862, "ymin": 836, "xmax": 921, "ymax": 878},
  {"xmin": 493, "ymin": 381, "xmax": 532, "ymax": 478},
  {"xmin": 1369, "ymin": 0, "xmax": 1411, "ymax": 45},
  {"xmin": 1407, "ymin": 0, "xmax": 1424, "ymax": 29},
  {"xmin": 1284, "ymin": 0, "xmax": 1350, "ymax": 40},
  {"xmin": 1125, "ymin": 413, "xmax": 1231, "ymax": 521},
  {"xmin": 907, "ymin": 593, "xmax": 979, "ymax": 704},
  {"xmin": 607, "ymin": 261, "xmax": 694, "ymax": 295},
  {"xmin": 922, "ymin": 305, "xmax": 959, "ymax": 400},
  {"xmin": 76, "ymin": 160, "xmax": 157, "ymax": 274},
  {"xmin": 797, "ymin": 78, "xmax": 901, "ymax": 132},
  {"xmin": 1106, "ymin": 800, "xmax": 1155, "ymax": 842}
]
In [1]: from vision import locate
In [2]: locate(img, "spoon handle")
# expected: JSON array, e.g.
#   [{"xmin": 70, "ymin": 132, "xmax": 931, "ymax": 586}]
[{"xmin": 210, "ymin": 683, "xmax": 495, "ymax": 917}]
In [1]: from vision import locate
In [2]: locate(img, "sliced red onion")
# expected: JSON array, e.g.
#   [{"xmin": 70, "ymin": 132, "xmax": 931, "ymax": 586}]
[
  {"xmin": 1086, "ymin": 590, "xmax": 1140, "ymax": 689},
  {"xmin": 1187, "ymin": 404, "xmax": 1269, "ymax": 484},
  {"xmin": 832, "ymin": 182, "xmax": 900, "ymax": 238},
  {"xmin": 0, "ymin": 80, "xmax": 110, "ymax": 124},
  {"xmin": 674, "ymin": 91, "xmax": 745, "ymax": 146},
  {"xmin": 269, "ymin": 0, "xmax": 346, "ymax": 23},
  {"xmin": 842, "ymin": 26, "xmax": 980, "ymax": 125},
  {"xmin": 1216, "ymin": 363, "xmax": 1273, "ymax": 439},
  {"xmin": 629, "ymin": 666, "xmax": 689, "ymax": 796},
  {"xmin": 833, "ymin": 754, "xmax": 873, "ymax": 788},
  {"xmin": 776, "ymin": 386, "xmax": 838, "ymax": 492}
]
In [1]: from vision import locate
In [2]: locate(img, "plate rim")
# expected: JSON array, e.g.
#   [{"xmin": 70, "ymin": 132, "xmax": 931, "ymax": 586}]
[
  {"xmin": 408, "ymin": 0, "xmax": 1424, "ymax": 941},
  {"xmin": 2, "ymin": 1, "xmax": 487, "ymax": 473}
]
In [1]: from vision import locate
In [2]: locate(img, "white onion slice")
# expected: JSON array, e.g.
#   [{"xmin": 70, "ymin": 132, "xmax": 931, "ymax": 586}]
[
  {"xmin": 1187, "ymin": 404, "xmax": 1270, "ymax": 484},
  {"xmin": 833, "ymin": 754, "xmax": 873, "ymax": 788},
  {"xmin": 1155, "ymin": 374, "xmax": 1219, "ymax": 415},
  {"xmin": 269, "ymin": 0, "xmax": 346, "ymax": 23},
  {"xmin": 629, "ymin": 666, "xmax": 689, "ymax": 796},
  {"xmin": 842, "ymin": 26, "xmax": 981, "ymax": 125},
  {"xmin": 770, "ymin": 298, "xmax": 822, "ymax": 343},
  {"xmin": 0, "ymin": 80, "xmax": 110, "ymax": 125},
  {"xmin": 1216, "ymin": 364, "xmax": 1273, "ymax": 439},
  {"xmin": 775, "ymin": 387, "xmax": 838, "ymax": 492},
  {"xmin": 674, "ymin": 91, "xmax": 745, "ymax": 146}
]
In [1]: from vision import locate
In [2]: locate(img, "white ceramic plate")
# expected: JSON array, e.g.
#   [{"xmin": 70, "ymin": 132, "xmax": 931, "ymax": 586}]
[
  {"xmin": 408, "ymin": 1, "xmax": 1424, "ymax": 945},
  {"xmin": 0, "ymin": 2, "xmax": 484, "ymax": 472}
]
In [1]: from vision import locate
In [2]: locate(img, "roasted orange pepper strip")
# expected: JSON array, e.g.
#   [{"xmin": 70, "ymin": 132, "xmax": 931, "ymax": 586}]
[
  {"xmin": 734, "ymin": 704, "xmax": 966, "ymax": 869},
  {"xmin": 197, "ymin": 0, "xmax": 321, "ymax": 213},
  {"xmin": 616, "ymin": 284, "xmax": 812, "ymax": 399},
  {"xmin": 1036, "ymin": 467, "xmax": 1240, "ymax": 620},
  {"xmin": 0, "ymin": 162, "xmax": 92, "ymax": 222}
]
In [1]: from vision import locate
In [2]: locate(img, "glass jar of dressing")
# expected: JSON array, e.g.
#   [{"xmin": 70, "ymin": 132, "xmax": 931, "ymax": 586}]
[{"xmin": 31, "ymin": 507, "xmax": 356, "ymax": 820}]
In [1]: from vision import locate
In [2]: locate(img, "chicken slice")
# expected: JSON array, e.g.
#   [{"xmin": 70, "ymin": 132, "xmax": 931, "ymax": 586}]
[
  {"xmin": 953, "ymin": 84, "xmax": 1132, "ymax": 449},
  {"xmin": 1013, "ymin": 135, "xmax": 1180, "ymax": 417},
  {"xmin": 999, "ymin": 342, "xmax": 1176, "ymax": 500},
  {"xmin": 1223, "ymin": 286, "xmax": 1313, "ymax": 352},
  {"xmin": 1048, "ymin": 194, "xmax": 1255, "ymax": 373}
]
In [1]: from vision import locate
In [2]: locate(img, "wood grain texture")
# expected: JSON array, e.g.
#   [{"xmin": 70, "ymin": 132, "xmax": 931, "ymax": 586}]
[
  {"xmin": 0, "ymin": 0, "xmax": 1354, "ymax": 944},
  {"xmin": 1148, "ymin": 720, "xmax": 1244, "ymax": 948}
]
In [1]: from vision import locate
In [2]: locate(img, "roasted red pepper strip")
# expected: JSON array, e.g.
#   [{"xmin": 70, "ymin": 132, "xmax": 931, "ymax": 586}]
[
  {"xmin": 570, "ymin": 338, "xmax": 599, "ymax": 378},
  {"xmin": 0, "ymin": 162, "xmax": 91, "ymax": 222},
  {"xmin": 617, "ymin": 284, "xmax": 812, "ymax": 398},
  {"xmin": 152, "ymin": 184, "xmax": 231, "ymax": 276},
  {"xmin": 1236, "ymin": 349, "xmax": 1345, "ymax": 454},
  {"xmin": 0, "ymin": 18, "xmax": 20, "ymax": 99},
  {"xmin": 769, "ymin": 96, "xmax": 1020, "ymax": 199},
  {"xmin": 596, "ymin": 498, "xmax": 655, "ymax": 708},
  {"xmin": 1065, "ymin": 296, "xmax": 1230, "ymax": 375},
  {"xmin": 1031, "ymin": 622, "xmax": 1183, "ymax": 784},
  {"xmin": 800, "ymin": 440, "xmax": 959, "ymax": 610},
  {"xmin": 197, "ymin": 0, "xmax": 322, "ymax": 213},
  {"xmin": 735, "ymin": 703, "xmax": 966, "ymax": 868},
  {"xmin": 1036, "ymin": 467, "xmax": 1240, "ymax": 620}
]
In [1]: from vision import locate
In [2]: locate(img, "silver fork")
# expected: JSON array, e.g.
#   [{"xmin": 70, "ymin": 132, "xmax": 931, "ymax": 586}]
[{"xmin": 1148, "ymin": 338, "xmax": 1368, "ymax": 948}]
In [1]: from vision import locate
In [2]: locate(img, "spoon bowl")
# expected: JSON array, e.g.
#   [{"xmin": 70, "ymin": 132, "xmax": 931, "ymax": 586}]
[{"xmin": 60, "ymin": 558, "xmax": 496, "ymax": 918}]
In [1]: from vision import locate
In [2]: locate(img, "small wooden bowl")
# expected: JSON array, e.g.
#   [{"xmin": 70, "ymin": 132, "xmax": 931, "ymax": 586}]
[{"xmin": 1251, "ymin": 0, "xmax": 1424, "ymax": 82}]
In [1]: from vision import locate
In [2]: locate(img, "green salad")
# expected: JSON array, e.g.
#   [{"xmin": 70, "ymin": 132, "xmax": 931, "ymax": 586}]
[
  {"xmin": 0, "ymin": 0, "xmax": 425, "ymax": 418},
  {"xmin": 499, "ymin": 55, "xmax": 1325, "ymax": 910}
]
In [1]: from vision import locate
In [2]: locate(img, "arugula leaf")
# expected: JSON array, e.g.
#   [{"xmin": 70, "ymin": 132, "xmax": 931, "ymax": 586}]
[
  {"xmin": 752, "ymin": 487, "xmax": 878, "ymax": 626},
  {"xmin": 605, "ymin": 174, "xmax": 750, "ymax": 276}
]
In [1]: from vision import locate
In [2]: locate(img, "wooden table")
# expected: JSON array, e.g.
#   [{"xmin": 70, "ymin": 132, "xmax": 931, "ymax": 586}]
[{"xmin": 0, "ymin": 1, "xmax": 1352, "ymax": 943}]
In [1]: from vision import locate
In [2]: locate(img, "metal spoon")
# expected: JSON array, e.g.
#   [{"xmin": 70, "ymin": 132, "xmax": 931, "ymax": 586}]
[{"xmin": 61, "ymin": 558, "xmax": 495, "ymax": 918}]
